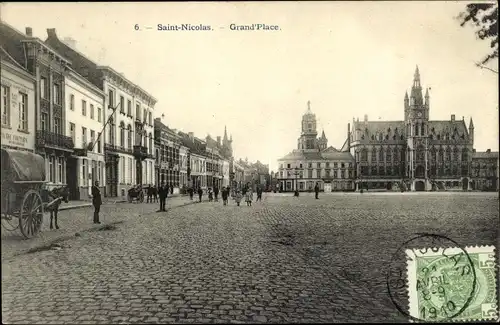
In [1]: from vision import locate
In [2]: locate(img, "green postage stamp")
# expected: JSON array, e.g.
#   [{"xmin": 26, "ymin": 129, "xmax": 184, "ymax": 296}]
[{"xmin": 406, "ymin": 245, "xmax": 498, "ymax": 322}]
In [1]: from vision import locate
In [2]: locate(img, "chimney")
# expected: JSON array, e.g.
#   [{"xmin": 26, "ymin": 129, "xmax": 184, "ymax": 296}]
[
  {"xmin": 25, "ymin": 27, "xmax": 33, "ymax": 37},
  {"xmin": 217, "ymin": 136, "xmax": 221, "ymax": 146},
  {"xmin": 487, "ymin": 149, "xmax": 491, "ymax": 153},
  {"xmin": 364, "ymin": 114, "xmax": 368, "ymax": 122},
  {"xmin": 451, "ymin": 114, "xmax": 455, "ymax": 122},
  {"xmin": 47, "ymin": 28, "xmax": 57, "ymax": 39}
]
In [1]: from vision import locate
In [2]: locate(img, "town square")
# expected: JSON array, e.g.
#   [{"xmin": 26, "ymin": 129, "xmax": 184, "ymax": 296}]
[{"xmin": 1, "ymin": 1, "xmax": 499, "ymax": 324}]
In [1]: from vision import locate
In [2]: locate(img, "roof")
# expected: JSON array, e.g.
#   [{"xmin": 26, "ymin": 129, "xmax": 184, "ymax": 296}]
[
  {"xmin": 0, "ymin": 22, "xmax": 29, "ymax": 68},
  {"xmin": 0, "ymin": 46, "xmax": 25, "ymax": 69},
  {"xmin": 278, "ymin": 149, "xmax": 354, "ymax": 161},
  {"xmin": 472, "ymin": 151, "xmax": 499, "ymax": 159},
  {"xmin": 178, "ymin": 131, "xmax": 206, "ymax": 156},
  {"xmin": 1, "ymin": 149, "xmax": 46, "ymax": 182},
  {"xmin": 428, "ymin": 120, "xmax": 469, "ymax": 139},
  {"xmin": 353, "ymin": 120, "xmax": 406, "ymax": 136}
]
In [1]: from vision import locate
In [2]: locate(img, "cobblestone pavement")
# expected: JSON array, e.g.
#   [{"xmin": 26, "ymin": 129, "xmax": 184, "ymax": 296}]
[{"xmin": 2, "ymin": 193, "xmax": 498, "ymax": 323}]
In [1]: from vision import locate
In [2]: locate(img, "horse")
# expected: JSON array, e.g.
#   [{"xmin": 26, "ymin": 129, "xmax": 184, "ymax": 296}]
[
  {"xmin": 41, "ymin": 185, "xmax": 69, "ymax": 230},
  {"xmin": 147, "ymin": 186, "xmax": 158, "ymax": 203}
]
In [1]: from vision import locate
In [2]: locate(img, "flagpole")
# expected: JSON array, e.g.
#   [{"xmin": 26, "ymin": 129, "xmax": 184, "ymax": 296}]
[{"xmin": 88, "ymin": 101, "xmax": 121, "ymax": 151}]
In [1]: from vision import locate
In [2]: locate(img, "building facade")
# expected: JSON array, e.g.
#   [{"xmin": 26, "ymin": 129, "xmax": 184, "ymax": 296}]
[
  {"xmin": 179, "ymin": 144, "xmax": 189, "ymax": 189},
  {"xmin": 230, "ymin": 158, "xmax": 245, "ymax": 190},
  {"xmin": 154, "ymin": 118, "xmax": 181, "ymax": 193},
  {"xmin": 277, "ymin": 102, "xmax": 355, "ymax": 192},
  {"xmin": 471, "ymin": 149, "xmax": 499, "ymax": 191},
  {"xmin": 1, "ymin": 46, "xmax": 36, "ymax": 154},
  {"xmin": 65, "ymin": 68, "xmax": 106, "ymax": 199},
  {"xmin": 46, "ymin": 29, "xmax": 157, "ymax": 197},
  {"xmin": 1, "ymin": 25, "xmax": 76, "ymax": 190},
  {"xmin": 349, "ymin": 67, "xmax": 475, "ymax": 191}
]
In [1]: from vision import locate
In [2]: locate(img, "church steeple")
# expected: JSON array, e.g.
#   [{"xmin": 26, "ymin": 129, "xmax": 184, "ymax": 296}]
[
  {"xmin": 410, "ymin": 65, "xmax": 424, "ymax": 106},
  {"xmin": 223, "ymin": 125, "xmax": 228, "ymax": 142}
]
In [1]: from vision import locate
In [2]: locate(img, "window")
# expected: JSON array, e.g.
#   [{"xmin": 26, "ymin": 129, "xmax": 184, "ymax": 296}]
[
  {"xmin": 148, "ymin": 112, "xmax": 152, "ymax": 125},
  {"xmin": 326, "ymin": 162, "xmax": 330, "ymax": 168},
  {"xmin": 82, "ymin": 100, "xmax": 87, "ymax": 116},
  {"xmin": 53, "ymin": 84, "xmax": 61, "ymax": 105},
  {"xmin": 121, "ymin": 159, "xmax": 126, "ymax": 183},
  {"xmin": 317, "ymin": 162, "xmax": 320, "ymax": 168},
  {"xmin": 90, "ymin": 130, "xmax": 95, "ymax": 151},
  {"xmin": 127, "ymin": 125, "xmax": 132, "ymax": 149},
  {"xmin": 18, "ymin": 93, "xmax": 28, "ymax": 131},
  {"xmin": 136, "ymin": 103, "xmax": 141, "ymax": 120},
  {"xmin": 90, "ymin": 104, "xmax": 94, "ymax": 119},
  {"xmin": 69, "ymin": 123, "xmax": 75, "ymax": 142},
  {"xmin": 361, "ymin": 149, "xmax": 368, "ymax": 162},
  {"xmin": 82, "ymin": 127, "xmax": 87, "ymax": 147},
  {"xmin": 308, "ymin": 162, "xmax": 312, "ymax": 168},
  {"xmin": 49, "ymin": 156, "xmax": 55, "ymax": 182},
  {"xmin": 97, "ymin": 132, "xmax": 102, "ymax": 153},
  {"xmin": 54, "ymin": 117, "xmax": 61, "ymax": 134},
  {"xmin": 386, "ymin": 149, "xmax": 392, "ymax": 162},
  {"xmin": 91, "ymin": 160, "xmax": 97, "ymax": 183},
  {"xmin": 40, "ymin": 77, "xmax": 47, "ymax": 99},
  {"xmin": 1, "ymin": 85, "xmax": 9, "ymax": 126},
  {"xmin": 82, "ymin": 159, "xmax": 87, "ymax": 184},
  {"xmin": 127, "ymin": 100, "xmax": 132, "ymax": 116},
  {"xmin": 41, "ymin": 112, "xmax": 48, "ymax": 131},
  {"xmin": 97, "ymin": 107, "xmax": 102, "ymax": 122},
  {"xmin": 108, "ymin": 90, "xmax": 114, "ymax": 108},
  {"xmin": 143, "ymin": 108, "xmax": 147, "ymax": 122},
  {"xmin": 57, "ymin": 157, "xmax": 63, "ymax": 183},
  {"xmin": 379, "ymin": 149, "xmax": 384, "ymax": 162},
  {"xmin": 129, "ymin": 157, "xmax": 133, "ymax": 183},
  {"xmin": 120, "ymin": 96, "xmax": 125, "ymax": 113},
  {"xmin": 120, "ymin": 122, "xmax": 125, "ymax": 147},
  {"xmin": 69, "ymin": 94, "xmax": 74, "ymax": 110},
  {"xmin": 98, "ymin": 161, "xmax": 102, "ymax": 184}
]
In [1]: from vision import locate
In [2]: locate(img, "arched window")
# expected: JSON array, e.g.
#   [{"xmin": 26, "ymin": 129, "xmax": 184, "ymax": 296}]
[
  {"xmin": 416, "ymin": 145, "xmax": 425, "ymax": 161},
  {"xmin": 461, "ymin": 148, "xmax": 468, "ymax": 161},
  {"xmin": 361, "ymin": 148, "xmax": 368, "ymax": 162},
  {"xmin": 119, "ymin": 122, "xmax": 125, "ymax": 147},
  {"xmin": 446, "ymin": 147, "xmax": 451, "ymax": 161},
  {"xmin": 127, "ymin": 124, "xmax": 132, "ymax": 149},
  {"xmin": 429, "ymin": 147, "xmax": 436, "ymax": 163},
  {"xmin": 379, "ymin": 148, "xmax": 384, "ymax": 161},
  {"xmin": 421, "ymin": 123, "xmax": 425, "ymax": 136},
  {"xmin": 371, "ymin": 149, "xmax": 377, "ymax": 162},
  {"xmin": 415, "ymin": 123, "xmax": 419, "ymax": 136},
  {"xmin": 386, "ymin": 148, "xmax": 392, "ymax": 162},
  {"xmin": 453, "ymin": 147, "xmax": 459, "ymax": 161},
  {"xmin": 108, "ymin": 117, "xmax": 114, "ymax": 145},
  {"xmin": 438, "ymin": 148, "xmax": 444, "ymax": 162}
]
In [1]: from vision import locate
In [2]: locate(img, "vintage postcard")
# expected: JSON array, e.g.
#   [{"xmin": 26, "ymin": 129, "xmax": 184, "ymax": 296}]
[{"xmin": 1, "ymin": 1, "xmax": 498, "ymax": 323}]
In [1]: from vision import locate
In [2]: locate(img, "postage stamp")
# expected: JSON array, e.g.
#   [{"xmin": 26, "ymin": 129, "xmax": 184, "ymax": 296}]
[{"xmin": 406, "ymin": 245, "xmax": 498, "ymax": 322}]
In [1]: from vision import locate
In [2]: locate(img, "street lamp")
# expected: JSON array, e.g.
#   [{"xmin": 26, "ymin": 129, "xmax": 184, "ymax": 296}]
[{"xmin": 288, "ymin": 165, "xmax": 301, "ymax": 197}]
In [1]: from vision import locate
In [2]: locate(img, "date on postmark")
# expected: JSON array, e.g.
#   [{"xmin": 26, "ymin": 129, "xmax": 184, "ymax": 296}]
[{"xmin": 406, "ymin": 245, "xmax": 497, "ymax": 322}]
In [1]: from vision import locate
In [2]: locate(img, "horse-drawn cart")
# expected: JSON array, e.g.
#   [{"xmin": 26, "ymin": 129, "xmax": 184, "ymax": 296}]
[
  {"xmin": 127, "ymin": 184, "xmax": 144, "ymax": 203},
  {"xmin": 1, "ymin": 148, "xmax": 48, "ymax": 238}
]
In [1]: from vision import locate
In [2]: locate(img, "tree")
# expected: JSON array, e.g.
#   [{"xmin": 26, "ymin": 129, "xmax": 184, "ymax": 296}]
[{"xmin": 457, "ymin": 3, "xmax": 498, "ymax": 70}]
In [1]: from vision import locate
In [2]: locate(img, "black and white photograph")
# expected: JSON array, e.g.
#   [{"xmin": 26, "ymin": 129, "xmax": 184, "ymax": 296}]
[{"xmin": 1, "ymin": 1, "xmax": 498, "ymax": 323}]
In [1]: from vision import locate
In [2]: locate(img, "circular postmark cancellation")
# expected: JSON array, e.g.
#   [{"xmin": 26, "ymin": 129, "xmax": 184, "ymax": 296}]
[{"xmin": 386, "ymin": 233, "xmax": 498, "ymax": 322}]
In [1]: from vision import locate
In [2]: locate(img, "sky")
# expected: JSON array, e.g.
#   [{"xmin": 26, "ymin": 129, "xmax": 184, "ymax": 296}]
[{"xmin": 2, "ymin": 1, "xmax": 498, "ymax": 172}]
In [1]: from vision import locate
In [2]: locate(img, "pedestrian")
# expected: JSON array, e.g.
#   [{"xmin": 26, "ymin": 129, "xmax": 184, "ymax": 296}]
[
  {"xmin": 214, "ymin": 186, "xmax": 219, "ymax": 202},
  {"xmin": 208, "ymin": 188, "xmax": 213, "ymax": 202},
  {"xmin": 170, "ymin": 183, "xmax": 174, "ymax": 195},
  {"xmin": 246, "ymin": 188, "xmax": 253, "ymax": 206},
  {"xmin": 197, "ymin": 187, "xmax": 203, "ymax": 202},
  {"xmin": 91, "ymin": 180, "xmax": 102, "ymax": 224},
  {"xmin": 147, "ymin": 184, "xmax": 153, "ymax": 203},
  {"xmin": 235, "ymin": 190, "xmax": 242, "ymax": 206},
  {"xmin": 315, "ymin": 182, "xmax": 320, "ymax": 199},
  {"xmin": 221, "ymin": 187, "xmax": 228, "ymax": 206},
  {"xmin": 256, "ymin": 187, "xmax": 262, "ymax": 202},
  {"xmin": 158, "ymin": 182, "xmax": 167, "ymax": 212},
  {"xmin": 188, "ymin": 187, "xmax": 194, "ymax": 200}
]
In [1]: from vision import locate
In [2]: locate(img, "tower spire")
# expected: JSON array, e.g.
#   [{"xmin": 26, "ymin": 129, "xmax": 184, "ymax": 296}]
[
  {"xmin": 223, "ymin": 125, "xmax": 228, "ymax": 141},
  {"xmin": 307, "ymin": 100, "xmax": 311, "ymax": 113},
  {"xmin": 414, "ymin": 65, "xmax": 420, "ymax": 82}
]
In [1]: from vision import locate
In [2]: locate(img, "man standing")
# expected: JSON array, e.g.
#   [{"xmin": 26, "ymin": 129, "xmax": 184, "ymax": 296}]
[
  {"xmin": 91, "ymin": 180, "xmax": 102, "ymax": 224},
  {"xmin": 256, "ymin": 186, "xmax": 262, "ymax": 202},
  {"xmin": 158, "ymin": 182, "xmax": 167, "ymax": 212},
  {"xmin": 214, "ymin": 186, "xmax": 219, "ymax": 202},
  {"xmin": 314, "ymin": 182, "xmax": 320, "ymax": 199},
  {"xmin": 197, "ymin": 187, "xmax": 203, "ymax": 202}
]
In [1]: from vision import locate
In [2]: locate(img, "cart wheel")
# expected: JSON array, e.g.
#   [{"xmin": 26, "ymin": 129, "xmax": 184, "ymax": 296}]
[
  {"xmin": 19, "ymin": 190, "xmax": 44, "ymax": 239},
  {"xmin": 139, "ymin": 191, "xmax": 144, "ymax": 203},
  {"xmin": 1, "ymin": 214, "xmax": 19, "ymax": 231}
]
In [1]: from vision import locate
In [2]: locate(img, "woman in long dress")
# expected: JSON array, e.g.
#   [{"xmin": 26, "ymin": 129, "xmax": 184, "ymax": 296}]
[
  {"xmin": 235, "ymin": 190, "xmax": 242, "ymax": 206},
  {"xmin": 245, "ymin": 188, "xmax": 253, "ymax": 206}
]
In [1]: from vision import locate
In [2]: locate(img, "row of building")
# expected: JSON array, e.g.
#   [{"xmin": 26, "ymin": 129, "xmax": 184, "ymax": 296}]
[
  {"xmin": 1, "ymin": 23, "xmax": 269, "ymax": 200},
  {"xmin": 275, "ymin": 67, "xmax": 499, "ymax": 192}
]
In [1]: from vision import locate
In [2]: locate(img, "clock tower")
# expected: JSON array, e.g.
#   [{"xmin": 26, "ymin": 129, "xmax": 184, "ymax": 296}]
[{"xmin": 404, "ymin": 66, "xmax": 431, "ymax": 190}]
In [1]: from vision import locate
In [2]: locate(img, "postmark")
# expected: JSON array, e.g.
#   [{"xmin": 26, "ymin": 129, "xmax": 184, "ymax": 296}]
[{"xmin": 407, "ymin": 245, "xmax": 497, "ymax": 322}]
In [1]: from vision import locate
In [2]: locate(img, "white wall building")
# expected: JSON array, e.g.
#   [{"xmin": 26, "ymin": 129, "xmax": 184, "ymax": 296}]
[
  {"xmin": 65, "ymin": 68, "xmax": 105, "ymax": 200},
  {"xmin": 190, "ymin": 152, "xmax": 206, "ymax": 189},
  {"xmin": 222, "ymin": 159, "xmax": 230, "ymax": 187},
  {"xmin": 98, "ymin": 66, "xmax": 157, "ymax": 197},
  {"xmin": 179, "ymin": 145, "xmax": 189, "ymax": 188},
  {"xmin": 1, "ymin": 47, "xmax": 36, "ymax": 153}
]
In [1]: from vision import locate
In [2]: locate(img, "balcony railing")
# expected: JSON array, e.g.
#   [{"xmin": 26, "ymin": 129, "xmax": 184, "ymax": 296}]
[{"xmin": 36, "ymin": 130, "xmax": 74, "ymax": 151}]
